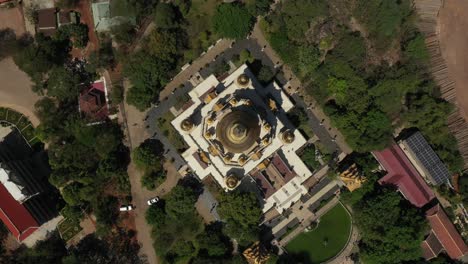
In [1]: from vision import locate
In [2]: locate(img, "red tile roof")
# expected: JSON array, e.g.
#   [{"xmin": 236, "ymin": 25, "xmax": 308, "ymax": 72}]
[
  {"xmin": 79, "ymin": 80, "xmax": 109, "ymax": 121},
  {"xmin": 0, "ymin": 183, "xmax": 39, "ymax": 242},
  {"xmin": 374, "ymin": 144, "xmax": 435, "ymax": 207},
  {"xmin": 426, "ymin": 204, "xmax": 468, "ymax": 259},
  {"xmin": 271, "ymin": 154, "xmax": 295, "ymax": 182},
  {"xmin": 422, "ymin": 231, "xmax": 444, "ymax": 260}
]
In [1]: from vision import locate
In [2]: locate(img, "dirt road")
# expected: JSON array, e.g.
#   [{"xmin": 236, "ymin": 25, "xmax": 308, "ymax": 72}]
[
  {"xmin": 0, "ymin": 6, "xmax": 25, "ymax": 35},
  {"xmin": 0, "ymin": 58, "xmax": 40, "ymax": 126},
  {"xmin": 438, "ymin": 0, "xmax": 468, "ymax": 119}
]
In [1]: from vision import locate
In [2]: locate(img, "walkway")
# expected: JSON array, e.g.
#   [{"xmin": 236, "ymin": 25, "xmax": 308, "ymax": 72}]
[
  {"xmin": 278, "ymin": 197, "xmax": 339, "ymax": 246},
  {"xmin": 158, "ymin": 39, "xmax": 234, "ymax": 100}
]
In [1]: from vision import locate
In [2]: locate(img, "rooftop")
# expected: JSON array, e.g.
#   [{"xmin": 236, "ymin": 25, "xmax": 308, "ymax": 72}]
[
  {"xmin": 0, "ymin": 182, "xmax": 39, "ymax": 242},
  {"xmin": 78, "ymin": 78, "xmax": 109, "ymax": 121},
  {"xmin": 374, "ymin": 143, "xmax": 435, "ymax": 208},
  {"xmin": 172, "ymin": 65, "xmax": 312, "ymax": 213},
  {"xmin": 425, "ymin": 204, "xmax": 468, "ymax": 260},
  {"xmin": 401, "ymin": 131, "xmax": 451, "ymax": 185}
]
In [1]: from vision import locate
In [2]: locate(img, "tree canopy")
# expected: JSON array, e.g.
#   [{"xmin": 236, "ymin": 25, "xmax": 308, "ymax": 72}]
[
  {"xmin": 218, "ymin": 191, "xmax": 262, "ymax": 245},
  {"xmin": 354, "ymin": 187, "xmax": 426, "ymax": 264},
  {"xmin": 213, "ymin": 4, "xmax": 254, "ymax": 39}
]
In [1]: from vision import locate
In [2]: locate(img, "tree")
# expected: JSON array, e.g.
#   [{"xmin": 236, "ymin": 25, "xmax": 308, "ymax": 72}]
[
  {"xmin": 196, "ymin": 223, "xmax": 229, "ymax": 258},
  {"xmin": 45, "ymin": 66, "xmax": 82, "ymax": 100},
  {"xmin": 300, "ymin": 144, "xmax": 319, "ymax": 170},
  {"xmin": 110, "ymin": 83, "xmax": 124, "ymax": 104},
  {"xmin": 403, "ymin": 34, "xmax": 429, "ymax": 62},
  {"xmin": 56, "ymin": 0, "xmax": 78, "ymax": 8},
  {"xmin": 354, "ymin": 0, "xmax": 412, "ymax": 50},
  {"xmin": 57, "ymin": 23, "xmax": 89, "ymax": 48},
  {"xmin": 146, "ymin": 28, "xmax": 185, "ymax": 63},
  {"xmin": 246, "ymin": 0, "xmax": 273, "ymax": 16},
  {"xmin": 132, "ymin": 139, "xmax": 164, "ymax": 169},
  {"xmin": 354, "ymin": 187, "xmax": 426, "ymax": 264},
  {"xmin": 123, "ymin": 51, "xmax": 173, "ymax": 110},
  {"xmin": 257, "ymin": 65, "xmax": 275, "ymax": 84},
  {"xmin": 165, "ymin": 185, "xmax": 198, "ymax": 217},
  {"xmin": 0, "ymin": 28, "xmax": 18, "ymax": 60},
  {"xmin": 218, "ymin": 191, "xmax": 262, "ymax": 245},
  {"xmin": 93, "ymin": 195, "xmax": 119, "ymax": 227},
  {"xmin": 213, "ymin": 4, "xmax": 254, "ymax": 39},
  {"xmin": 110, "ymin": 22, "xmax": 135, "ymax": 45},
  {"xmin": 154, "ymin": 3, "xmax": 178, "ymax": 29},
  {"xmin": 141, "ymin": 170, "xmax": 165, "ymax": 190}
]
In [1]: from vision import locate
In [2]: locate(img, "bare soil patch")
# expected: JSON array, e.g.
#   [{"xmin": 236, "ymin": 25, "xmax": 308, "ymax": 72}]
[
  {"xmin": 0, "ymin": 58, "xmax": 40, "ymax": 126},
  {"xmin": 438, "ymin": 0, "xmax": 468, "ymax": 119},
  {"xmin": 0, "ymin": 6, "xmax": 25, "ymax": 35}
]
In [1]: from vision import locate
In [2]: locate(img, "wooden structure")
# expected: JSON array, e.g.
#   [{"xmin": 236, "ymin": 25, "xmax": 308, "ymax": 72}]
[{"xmin": 243, "ymin": 241, "xmax": 270, "ymax": 264}]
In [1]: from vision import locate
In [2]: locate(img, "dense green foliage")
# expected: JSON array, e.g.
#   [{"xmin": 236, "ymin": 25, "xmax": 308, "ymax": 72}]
[
  {"xmin": 213, "ymin": 4, "xmax": 254, "ymax": 39},
  {"xmin": 110, "ymin": 22, "xmax": 136, "ymax": 45},
  {"xmin": 57, "ymin": 23, "xmax": 89, "ymax": 48},
  {"xmin": 154, "ymin": 3, "xmax": 178, "ymax": 29},
  {"xmin": 245, "ymin": 0, "xmax": 273, "ymax": 16},
  {"xmin": 146, "ymin": 184, "xmax": 203, "ymax": 262},
  {"xmin": 145, "ymin": 182, "xmax": 247, "ymax": 263},
  {"xmin": 132, "ymin": 139, "xmax": 166, "ymax": 190},
  {"xmin": 218, "ymin": 191, "xmax": 262, "ymax": 246},
  {"xmin": 300, "ymin": 145, "xmax": 320, "ymax": 171},
  {"xmin": 261, "ymin": 0, "xmax": 462, "ymax": 171},
  {"xmin": 3, "ymin": 231, "xmax": 141, "ymax": 264},
  {"xmin": 354, "ymin": 187, "xmax": 426, "ymax": 263},
  {"xmin": 354, "ymin": 0, "xmax": 412, "ymax": 51}
]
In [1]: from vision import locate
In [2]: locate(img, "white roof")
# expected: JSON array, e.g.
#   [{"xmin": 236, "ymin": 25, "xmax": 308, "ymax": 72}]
[
  {"xmin": 172, "ymin": 65, "xmax": 313, "ymax": 212},
  {"xmin": 0, "ymin": 167, "xmax": 27, "ymax": 202}
]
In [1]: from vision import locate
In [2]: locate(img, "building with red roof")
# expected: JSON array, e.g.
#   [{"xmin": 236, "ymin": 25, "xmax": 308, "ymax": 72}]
[
  {"xmin": 0, "ymin": 128, "xmax": 59, "ymax": 244},
  {"xmin": 422, "ymin": 204, "xmax": 468, "ymax": 260},
  {"xmin": 373, "ymin": 143, "xmax": 435, "ymax": 208},
  {"xmin": 79, "ymin": 78, "xmax": 109, "ymax": 121},
  {"xmin": 0, "ymin": 183, "xmax": 39, "ymax": 242}
]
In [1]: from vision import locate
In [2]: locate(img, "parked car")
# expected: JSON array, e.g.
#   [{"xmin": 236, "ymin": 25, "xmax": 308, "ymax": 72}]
[
  {"xmin": 147, "ymin": 197, "xmax": 160, "ymax": 206},
  {"xmin": 119, "ymin": 205, "xmax": 134, "ymax": 212}
]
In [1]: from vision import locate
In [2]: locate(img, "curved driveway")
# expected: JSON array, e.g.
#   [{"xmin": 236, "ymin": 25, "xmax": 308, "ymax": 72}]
[{"xmin": 0, "ymin": 58, "xmax": 40, "ymax": 126}]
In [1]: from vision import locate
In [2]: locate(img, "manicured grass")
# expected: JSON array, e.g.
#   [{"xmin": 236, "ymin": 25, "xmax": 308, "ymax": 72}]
[
  {"xmin": 157, "ymin": 112, "xmax": 188, "ymax": 152},
  {"xmin": 285, "ymin": 203, "xmax": 352, "ymax": 264}
]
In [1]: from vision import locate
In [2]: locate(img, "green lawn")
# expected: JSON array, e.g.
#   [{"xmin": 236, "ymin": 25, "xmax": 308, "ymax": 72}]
[{"xmin": 285, "ymin": 203, "xmax": 352, "ymax": 264}]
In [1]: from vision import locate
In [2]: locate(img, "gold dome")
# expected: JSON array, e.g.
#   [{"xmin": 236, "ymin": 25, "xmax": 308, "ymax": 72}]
[
  {"xmin": 226, "ymin": 174, "xmax": 239, "ymax": 189},
  {"xmin": 223, "ymin": 153, "xmax": 233, "ymax": 162},
  {"xmin": 263, "ymin": 122, "xmax": 271, "ymax": 131},
  {"xmin": 216, "ymin": 110, "xmax": 261, "ymax": 153},
  {"xmin": 181, "ymin": 119, "xmax": 193, "ymax": 131},
  {"xmin": 229, "ymin": 98, "xmax": 238, "ymax": 106},
  {"xmin": 236, "ymin": 74, "xmax": 250, "ymax": 87},
  {"xmin": 206, "ymin": 116, "xmax": 214, "ymax": 125},
  {"xmin": 282, "ymin": 130, "xmax": 295, "ymax": 144},
  {"xmin": 238, "ymin": 155, "xmax": 247, "ymax": 166},
  {"xmin": 205, "ymin": 131, "xmax": 214, "ymax": 139}
]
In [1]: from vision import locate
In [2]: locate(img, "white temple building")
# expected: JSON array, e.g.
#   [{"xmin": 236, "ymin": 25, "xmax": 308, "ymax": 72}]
[{"xmin": 172, "ymin": 65, "xmax": 314, "ymax": 213}]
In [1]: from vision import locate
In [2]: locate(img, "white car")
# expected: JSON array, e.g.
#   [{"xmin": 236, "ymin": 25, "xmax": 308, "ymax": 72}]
[
  {"xmin": 119, "ymin": 205, "xmax": 134, "ymax": 212},
  {"xmin": 147, "ymin": 197, "xmax": 160, "ymax": 205}
]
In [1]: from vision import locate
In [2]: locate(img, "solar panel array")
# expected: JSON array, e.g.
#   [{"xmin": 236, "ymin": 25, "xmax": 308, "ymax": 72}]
[{"xmin": 404, "ymin": 132, "xmax": 451, "ymax": 185}]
